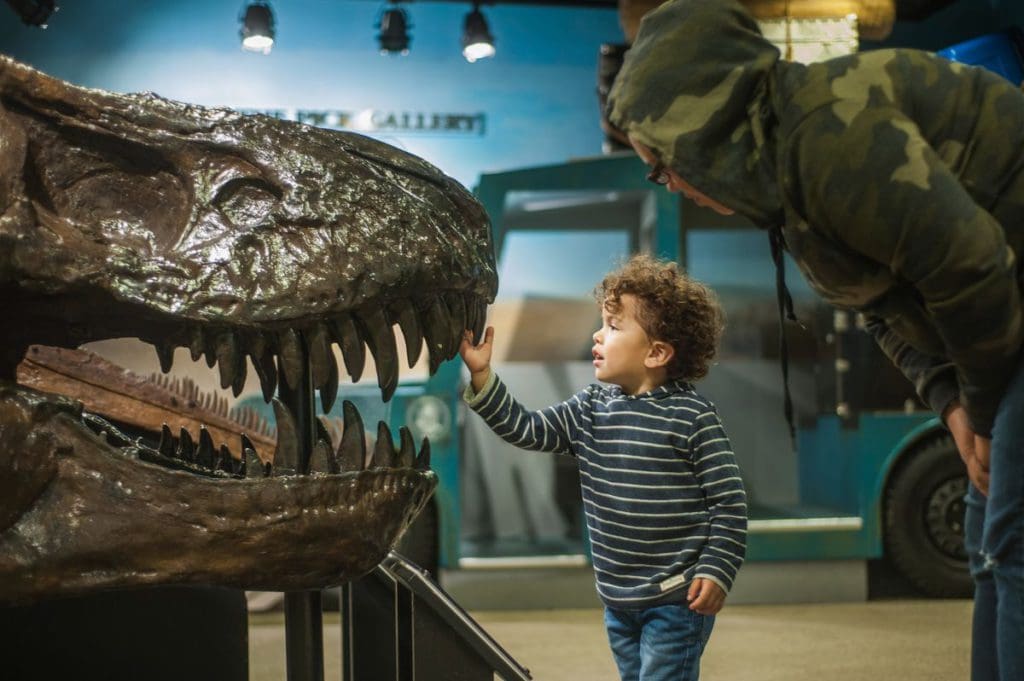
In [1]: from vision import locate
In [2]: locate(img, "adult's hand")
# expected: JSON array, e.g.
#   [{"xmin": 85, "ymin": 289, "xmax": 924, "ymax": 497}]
[
  {"xmin": 945, "ymin": 401, "xmax": 989, "ymax": 495},
  {"xmin": 974, "ymin": 434, "xmax": 991, "ymax": 493}
]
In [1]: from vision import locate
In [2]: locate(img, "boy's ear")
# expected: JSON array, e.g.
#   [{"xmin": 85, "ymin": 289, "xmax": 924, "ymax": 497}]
[{"xmin": 645, "ymin": 340, "xmax": 675, "ymax": 369}]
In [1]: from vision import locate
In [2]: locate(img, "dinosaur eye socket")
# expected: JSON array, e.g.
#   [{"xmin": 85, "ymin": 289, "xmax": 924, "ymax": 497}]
[{"xmin": 214, "ymin": 177, "xmax": 279, "ymax": 228}]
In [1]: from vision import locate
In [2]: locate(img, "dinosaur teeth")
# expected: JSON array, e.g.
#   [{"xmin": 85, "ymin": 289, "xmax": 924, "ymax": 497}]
[
  {"xmin": 196, "ymin": 426, "xmax": 216, "ymax": 469},
  {"xmin": 78, "ymin": 378, "xmax": 424, "ymax": 477},
  {"xmin": 241, "ymin": 433, "xmax": 270, "ymax": 477},
  {"xmin": 231, "ymin": 357, "xmax": 247, "ymax": 398},
  {"xmin": 154, "ymin": 341, "xmax": 175, "ymax": 374},
  {"xmin": 397, "ymin": 426, "xmax": 416, "ymax": 468},
  {"xmin": 202, "ymin": 330, "xmax": 218, "ymax": 369},
  {"xmin": 177, "ymin": 427, "xmax": 195, "ymax": 463},
  {"xmin": 218, "ymin": 444, "xmax": 235, "ymax": 474},
  {"xmin": 82, "ymin": 405, "xmax": 264, "ymax": 479},
  {"xmin": 307, "ymin": 323, "xmax": 333, "ymax": 390},
  {"xmin": 82, "ymin": 412, "xmax": 132, "ymax": 448},
  {"xmin": 465, "ymin": 294, "xmax": 480, "ymax": 344},
  {"xmin": 307, "ymin": 322, "xmax": 339, "ymax": 412},
  {"xmin": 421, "ymin": 297, "xmax": 452, "ymax": 375},
  {"xmin": 337, "ymin": 399, "xmax": 367, "ymax": 472},
  {"xmin": 278, "ymin": 328, "xmax": 305, "ymax": 390},
  {"xmin": 251, "ymin": 344, "xmax": 278, "ymax": 402},
  {"xmin": 315, "ymin": 416, "xmax": 335, "ymax": 452},
  {"xmin": 443, "ymin": 293, "xmax": 467, "ymax": 359},
  {"xmin": 271, "ymin": 397, "xmax": 299, "ymax": 475},
  {"xmin": 358, "ymin": 308, "xmax": 399, "ymax": 403},
  {"xmin": 188, "ymin": 327, "xmax": 205, "ymax": 363},
  {"xmin": 240, "ymin": 432, "xmax": 257, "ymax": 459},
  {"xmin": 151, "ymin": 293, "xmax": 488, "ymax": 410},
  {"xmin": 464, "ymin": 294, "xmax": 488, "ymax": 346},
  {"xmin": 309, "ymin": 438, "xmax": 338, "ymax": 474},
  {"xmin": 244, "ymin": 446, "xmax": 269, "ymax": 478},
  {"xmin": 391, "ymin": 298, "xmax": 423, "ymax": 368},
  {"xmin": 371, "ymin": 420, "xmax": 397, "ymax": 468},
  {"xmin": 331, "ymin": 314, "xmax": 366, "ymax": 383},
  {"xmin": 215, "ymin": 331, "xmax": 246, "ymax": 396},
  {"xmin": 320, "ymin": 361, "xmax": 339, "ymax": 414},
  {"xmin": 415, "ymin": 437, "xmax": 431, "ymax": 470},
  {"xmin": 158, "ymin": 424, "xmax": 175, "ymax": 458}
]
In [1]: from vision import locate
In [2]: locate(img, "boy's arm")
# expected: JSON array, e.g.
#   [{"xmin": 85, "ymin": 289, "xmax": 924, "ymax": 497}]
[
  {"xmin": 459, "ymin": 327, "xmax": 578, "ymax": 455},
  {"xmin": 464, "ymin": 371, "xmax": 580, "ymax": 456},
  {"xmin": 689, "ymin": 407, "xmax": 747, "ymax": 595}
]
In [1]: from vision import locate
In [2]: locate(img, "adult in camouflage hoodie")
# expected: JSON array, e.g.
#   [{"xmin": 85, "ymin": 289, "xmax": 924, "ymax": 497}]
[{"xmin": 608, "ymin": 1, "xmax": 1024, "ymax": 679}]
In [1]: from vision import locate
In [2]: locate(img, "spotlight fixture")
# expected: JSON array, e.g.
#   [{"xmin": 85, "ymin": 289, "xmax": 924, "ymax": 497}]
[
  {"xmin": 240, "ymin": 1, "xmax": 275, "ymax": 55},
  {"xmin": 462, "ymin": 3, "xmax": 495, "ymax": 63},
  {"xmin": 377, "ymin": 3, "xmax": 411, "ymax": 56},
  {"xmin": 4, "ymin": 0, "xmax": 56, "ymax": 27}
]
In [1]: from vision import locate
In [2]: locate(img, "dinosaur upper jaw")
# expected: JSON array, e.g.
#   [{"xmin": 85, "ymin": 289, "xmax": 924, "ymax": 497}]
[
  {"xmin": 0, "ymin": 381, "xmax": 436, "ymax": 604},
  {"xmin": 2, "ymin": 284, "xmax": 488, "ymax": 405},
  {"xmin": 0, "ymin": 56, "xmax": 497, "ymax": 404}
]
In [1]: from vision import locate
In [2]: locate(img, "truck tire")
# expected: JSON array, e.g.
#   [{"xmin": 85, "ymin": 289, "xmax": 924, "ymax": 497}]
[{"xmin": 884, "ymin": 435, "xmax": 972, "ymax": 597}]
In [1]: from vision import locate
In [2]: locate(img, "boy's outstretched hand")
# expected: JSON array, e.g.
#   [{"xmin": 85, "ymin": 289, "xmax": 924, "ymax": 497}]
[
  {"xmin": 687, "ymin": 578, "xmax": 726, "ymax": 615},
  {"xmin": 459, "ymin": 326, "xmax": 495, "ymax": 393}
]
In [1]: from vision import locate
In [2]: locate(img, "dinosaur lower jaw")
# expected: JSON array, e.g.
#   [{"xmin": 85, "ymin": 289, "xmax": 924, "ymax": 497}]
[{"xmin": 0, "ymin": 383, "xmax": 436, "ymax": 604}]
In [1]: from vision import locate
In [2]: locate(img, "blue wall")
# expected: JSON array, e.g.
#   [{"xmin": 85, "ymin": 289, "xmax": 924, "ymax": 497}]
[
  {"xmin": 0, "ymin": 1, "xmax": 621, "ymax": 189},
  {"xmin": 3, "ymin": 0, "xmax": 1022, "ymax": 189}
]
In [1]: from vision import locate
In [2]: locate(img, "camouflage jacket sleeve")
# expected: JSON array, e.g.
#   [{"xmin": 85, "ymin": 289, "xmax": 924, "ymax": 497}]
[
  {"xmin": 789, "ymin": 108, "xmax": 1023, "ymax": 436},
  {"xmin": 863, "ymin": 314, "xmax": 959, "ymax": 418}
]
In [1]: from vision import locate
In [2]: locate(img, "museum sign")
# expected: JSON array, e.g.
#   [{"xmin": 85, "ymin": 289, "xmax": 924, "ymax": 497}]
[{"xmin": 239, "ymin": 108, "xmax": 487, "ymax": 136}]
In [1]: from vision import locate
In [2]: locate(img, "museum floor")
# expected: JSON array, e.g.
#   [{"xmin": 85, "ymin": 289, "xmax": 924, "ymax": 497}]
[{"xmin": 248, "ymin": 599, "xmax": 972, "ymax": 680}]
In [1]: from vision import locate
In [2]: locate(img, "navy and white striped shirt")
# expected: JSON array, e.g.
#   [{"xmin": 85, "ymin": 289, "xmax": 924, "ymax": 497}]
[{"xmin": 466, "ymin": 372, "xmax": 747, "ymax": 609}]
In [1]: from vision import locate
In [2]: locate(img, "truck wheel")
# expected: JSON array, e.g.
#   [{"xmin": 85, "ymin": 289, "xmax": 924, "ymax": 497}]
[
  {"xmin": 884, "ymin": 435, "xmax": 972, "ymax": 597},
  {"xmin": 395, "ymin": 499, "xmax": 440, "ymax": 580}
]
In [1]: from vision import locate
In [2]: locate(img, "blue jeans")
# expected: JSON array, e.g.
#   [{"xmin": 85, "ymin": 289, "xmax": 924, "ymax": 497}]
[
  {"xmin": 965, "ymin": 358, "xmax": 1024, "ymax": 681},
  {"xmin": 604, "ymin": 603, "xmax": 714, "ymax": 681}
]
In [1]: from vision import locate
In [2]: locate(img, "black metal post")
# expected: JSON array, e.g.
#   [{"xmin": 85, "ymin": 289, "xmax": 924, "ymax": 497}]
[
  {"xmin": 278, "ymin": 336, "xmax": 324, "ymax": 681},
  {"xmin": 340, "ymin": 584, "xmax": 353, "ymax": 681}
]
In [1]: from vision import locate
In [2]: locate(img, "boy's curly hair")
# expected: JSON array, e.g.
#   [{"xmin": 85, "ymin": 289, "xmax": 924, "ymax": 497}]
[{"xmin": 595, "ymin": 254, "xmax": 724, "ymax": 382}]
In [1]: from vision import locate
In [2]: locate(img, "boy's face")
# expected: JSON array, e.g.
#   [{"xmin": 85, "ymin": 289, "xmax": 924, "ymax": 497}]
[{"xmin": 592, "ymin": 294, "xmax": 661, "ymax": 395}]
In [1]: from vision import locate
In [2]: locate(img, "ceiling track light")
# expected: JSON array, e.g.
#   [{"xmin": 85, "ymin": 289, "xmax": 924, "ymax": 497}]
[
  {"xmin": 4, "ymin": 0, "xmax": 56, "ymax": 27},
  {"xmin": 377, "ymin": 2, "xmax": 412, "ymax": 56},
  {"xmin": 462, "ymin": 3, "xmax": 495, "ymax": 63},
  {"xmin": 240, "ymin": 1, "xmax": 275, "ymax": 55}
]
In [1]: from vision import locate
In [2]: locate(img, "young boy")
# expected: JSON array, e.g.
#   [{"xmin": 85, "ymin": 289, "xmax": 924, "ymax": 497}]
[{"xmin": 459, "ymin": 254, "xmax": 746, "ymax": 681}]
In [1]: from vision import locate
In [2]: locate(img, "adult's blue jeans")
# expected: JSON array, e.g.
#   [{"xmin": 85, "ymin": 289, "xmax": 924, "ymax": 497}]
[
  {"xmin": 965, "ymin": 359, "xmax": 1024, "ymax": 681},
  {"xmin": 604, "ymin": 603, "xmax": 714, "ymax": 681}
]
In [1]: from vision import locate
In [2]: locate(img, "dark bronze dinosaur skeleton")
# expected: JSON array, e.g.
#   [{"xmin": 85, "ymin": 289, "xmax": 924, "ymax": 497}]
[{"xmin": 0, "ymin": 55, "xmax": 497, "ymax": 604}]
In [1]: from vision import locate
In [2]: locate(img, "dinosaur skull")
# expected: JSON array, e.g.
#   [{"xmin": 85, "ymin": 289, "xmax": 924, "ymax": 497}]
[{"xmin": 0, "ymin": 56, "xmax": 497, "ymax": 603}]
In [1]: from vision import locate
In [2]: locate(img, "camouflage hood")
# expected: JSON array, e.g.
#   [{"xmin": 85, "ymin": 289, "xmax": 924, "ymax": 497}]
[{"xmin": 607, "ymin": 0, "xmax": 783, "ymax": 227}]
